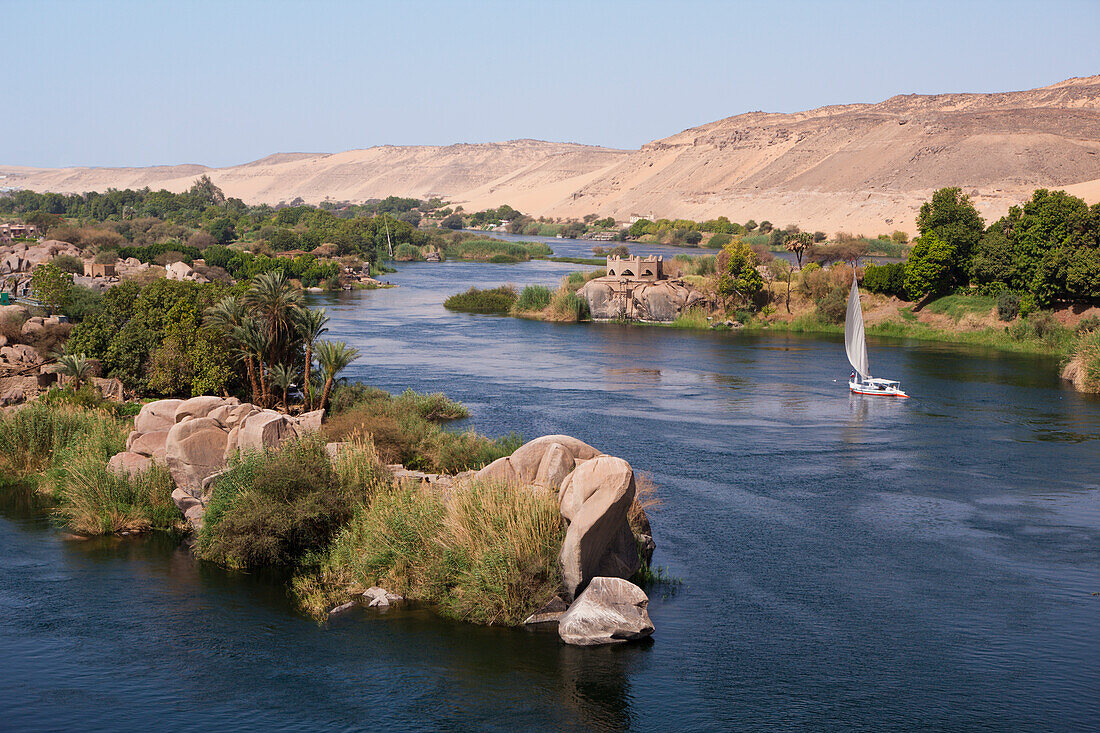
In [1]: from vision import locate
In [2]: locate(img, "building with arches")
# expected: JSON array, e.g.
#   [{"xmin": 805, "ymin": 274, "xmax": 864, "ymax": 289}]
[{"xmin": 605, "ymin": 255, "xmax": 663, "ymax": 281}]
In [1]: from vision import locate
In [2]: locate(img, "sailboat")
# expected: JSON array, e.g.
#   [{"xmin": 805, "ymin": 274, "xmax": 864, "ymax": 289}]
[{"xmin": 846, "ymin": 276, "xmax": 909, "ymax": 398}]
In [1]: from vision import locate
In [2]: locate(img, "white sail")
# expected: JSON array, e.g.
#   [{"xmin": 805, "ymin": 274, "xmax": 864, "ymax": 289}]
[{"xmin": 845, "ymin": 276, "xmax": 869, "ymax": 379}]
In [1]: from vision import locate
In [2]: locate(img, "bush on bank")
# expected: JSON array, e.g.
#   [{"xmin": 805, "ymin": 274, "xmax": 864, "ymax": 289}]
[
  {"xmin": 443, "ymin": 285, "xmax": 518, "ymax": 314},
  {"xmin": 323, "ymin": 384, "xmax": 520, "ymax": 474}
]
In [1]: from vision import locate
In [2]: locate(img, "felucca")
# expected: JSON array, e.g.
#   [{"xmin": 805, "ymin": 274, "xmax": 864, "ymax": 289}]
[{"xmin": 846, "ymin": 276, "xmax": 909, "ymax": 397}]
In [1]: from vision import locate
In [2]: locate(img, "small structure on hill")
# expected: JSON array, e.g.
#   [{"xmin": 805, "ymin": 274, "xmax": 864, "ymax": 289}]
[
  {"xmin": 83, "ymin": 262, "xmax": 116, "ymax": 278},
  {"xmin": 605, "ymin": 254, "xmax": 664, "ymax": 281}
]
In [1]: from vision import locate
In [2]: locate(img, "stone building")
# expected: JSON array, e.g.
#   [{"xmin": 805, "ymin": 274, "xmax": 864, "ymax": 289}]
[{"xmin": 605, "ymin": 255, "xmax": 664, "ymax": 281}]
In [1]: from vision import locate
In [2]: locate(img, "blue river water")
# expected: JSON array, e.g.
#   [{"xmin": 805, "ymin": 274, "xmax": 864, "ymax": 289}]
[{"xmin": 2, "ymin": 259, "xmax": 1098, "ymax": 731}]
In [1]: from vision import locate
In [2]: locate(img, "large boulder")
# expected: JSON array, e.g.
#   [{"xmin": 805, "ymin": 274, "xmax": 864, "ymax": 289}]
[
  {"xmin": 230, "ymin": 409, "xmax": 301, "ymax": 453},
  {"xmin": 164, "ymin": 416, "xmax": 230, "ymax": 491},
  {"xmin": 128, "ymin": 430, "xmax": 169, "ymax": 460},
  {"xmin": 558, "ymin": 455, "xmax": 639, "ymax": 599},
  {"xmin": 134, "ymin": 399, "xmax": 183, "ymax": 434},
  {"xmin": 174, "ymin": 395, "xmax": 235, "ymax": 423},
  {"xmin": 474, "ymin": 434, "xmax": 600, "ymax": 487},
  {"xmin": 108, "ymin": 451, "xmax": 153, "ymax": 477},
  {"xmin": 557, "ymin": 577, "xmax": 653, "ymax": 646},
  {"xmin": 579, "ymin": 278, "xmax": 707, "ymax": 322}
]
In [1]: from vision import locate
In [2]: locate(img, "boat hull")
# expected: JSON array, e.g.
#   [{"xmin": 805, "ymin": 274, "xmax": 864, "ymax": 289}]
[{"xmin": 849, "ymin": 381, "xmax": 909, "ymax": 398}]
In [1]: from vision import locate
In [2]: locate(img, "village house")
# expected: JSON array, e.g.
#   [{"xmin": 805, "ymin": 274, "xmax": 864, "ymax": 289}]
[{"xmin": 0, "ymin": 223, "xmax": 40, "ymax": 243}]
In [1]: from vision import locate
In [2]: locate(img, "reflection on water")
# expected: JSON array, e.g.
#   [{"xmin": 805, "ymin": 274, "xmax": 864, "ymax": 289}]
[{"xmin": 2, "ymin": 258, "xmax": 1099, "ymax": 730}]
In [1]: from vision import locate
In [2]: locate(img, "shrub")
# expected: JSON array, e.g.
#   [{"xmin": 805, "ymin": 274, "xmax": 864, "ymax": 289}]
[
  {"xmin": 443, "ymin": 286, "xmax": 517, "ymax": 314},
  {"xmin": 0, "ymin": 402, "xmax": 122, "ymax": 476},
  {"xmin": 816, "ymin": 286, "xmax": 849, "ymax": 324},
  {"xmin": 52, "ymin": 254, "xmax": 84, "ymax": 275},
  {"xmin": 1076, "ymin": 330, "xmax": 1100, "ymax": 391},
  {"xmin": 514, "ymin": 285, "xmax": 552, "ymax": 312},
  {"xmin": 295, "ymin": 479, "xmax": 564, "ymax": 625},
  {"xmin": 322, "ymin": 386, "xmax": 520, "ymax": 473},
  {"xmin": 862, "ymin": 262, "xmax": 906, "ymax": 297},
  {"xmin": 393, "ymin": 243, "xmax": 422, "ymax": 261},
  {"xmin": 708, "ymin": 233, "xmax": 732, "ymax": 248},
  {"xmin": 197, "ymin": 437, "xmax": 384, "ymax": 568},
  {"xmin": 995, "ymin": 291, "xmax": 1021, "ymax": 321}
]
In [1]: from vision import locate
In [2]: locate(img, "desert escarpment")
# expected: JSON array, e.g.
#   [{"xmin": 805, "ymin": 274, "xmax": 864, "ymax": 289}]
[{"xmin": 6, "ymin": 76, "xmax": 1100, "ymax": 233}]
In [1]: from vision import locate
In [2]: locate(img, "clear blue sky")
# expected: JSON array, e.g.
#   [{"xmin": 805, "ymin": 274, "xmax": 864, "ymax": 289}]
[{"xmin": 5, "ymin": 0, "xmax": 1099, "ymax": 168}]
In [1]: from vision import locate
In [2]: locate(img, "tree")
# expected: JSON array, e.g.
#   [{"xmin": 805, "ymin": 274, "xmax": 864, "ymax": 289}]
[
  {"xmin": 744, "ymin": 219, "xmax": 758, "ymax": 232},
  {"xmin": 916, "ymin": 187, "xmax": 984, "ymax": 282},
  {"xmin": 758, "ymin": 221, "xmax": 773, "ymax": 234},
  {"xmin": 31, "ymin": 262, "xmax": 74, "ymax": 313},
  {"xmin": 242, "ymin": 271, "xmax": 304, "ymax": 369},
  {"xmin": 714, "ymin": 239, "xmax": 764, "ymax": 310},
  {"xmin": 684, "ymin": 230, "xmax": 703, "ymax": 245},
  {"xmin": 56, "ymin": 353, "xmax": 93, "ymax": 390},
  {"xmin": 294, "ymin": 307, "xmax": 329, "ymax": 410},
  {"xmin": 784, "ymin": 231, "xmax": 812, "ymax": 269},
  {"xmin": 268, "ymin": 363, "xmax": 298, "ymax": 411},
  {"xmin": 190, "ymin": 175, "xmax": 226, "ymax": 206},
  {"xmin": 627, "ymin": 219, "xmax": 652, "ymax": 239},
  {"xmin": 441, "ymin": 213, "xmax": 464, "ymax": 230},
  {"xmin": 315, "ymin": 340, "xmax": 360, "ymax": 411},
  {"xmin": 904, "ymin": 233, "xmax": 956, "ymax": 300},
  {"xmin": 812, "ymin": 231, "xmax": 827, "ymax": 243},
  {"xmin": 207, "ymin": 217, "xmax": 236, "ymax": 244}
]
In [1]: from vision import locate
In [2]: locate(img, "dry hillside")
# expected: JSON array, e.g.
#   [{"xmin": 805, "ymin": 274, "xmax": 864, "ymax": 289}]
[{"xmin": 5, "ymin": 76, "xmax": 1100, "ymax": 234}]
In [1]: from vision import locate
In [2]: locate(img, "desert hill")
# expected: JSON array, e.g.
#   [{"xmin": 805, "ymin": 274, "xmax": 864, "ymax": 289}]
[{"xmin": 5, "ymin": 76, "xmax": 1100, "ymax": 234}]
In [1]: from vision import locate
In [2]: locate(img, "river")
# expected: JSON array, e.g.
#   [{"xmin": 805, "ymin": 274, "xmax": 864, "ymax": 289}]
[{"xmin": 2, "ymin": 259, "xmax": 1098, "ymax": 731}]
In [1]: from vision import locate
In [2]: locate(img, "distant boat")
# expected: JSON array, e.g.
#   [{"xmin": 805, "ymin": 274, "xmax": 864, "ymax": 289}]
[{"xmin": 845, "ymin": 276, "xmax": 909, "ymax": 398}]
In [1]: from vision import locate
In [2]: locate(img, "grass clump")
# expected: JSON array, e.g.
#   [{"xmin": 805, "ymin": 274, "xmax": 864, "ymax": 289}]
[
  {"xmin": 514, "ymin": 284, "xmax": 552, "ymax": 312},
  {"xmin": 443, "ymin": 239, "xmax": 552, "ymax": 262},
  {"xmin": 324, "ymin": 384, "xmax": 521, "ymax": 473},
  {"xmin": 197, "ymin": 437, "xmax": 388, "ymax": 569},
  {"xmin": 670, "ymin": 308, "xmax": 711, "ymax": 329},
  {"xmin": 547, "ymin": 290, "xmax": 590, "ymax": 322},
  {"xmin": 294, "ymin": 479, "xmax": 565, "ymax": 626},
  {"xmin": 56, "ymin": 460, "xmax": 180, "ymax": 535},
  {"xmin": 0, "ymin": 402, "xmax": 182, "ymax": 534},
  {"xmin": 443, "ymin": 286, "xmax": 517, "ymax": 314}
]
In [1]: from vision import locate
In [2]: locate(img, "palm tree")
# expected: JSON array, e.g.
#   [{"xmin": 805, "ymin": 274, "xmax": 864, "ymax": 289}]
[
  {"xmin": 233, "ymin": 319, "xmax": 273, "ymax": 406},
  {"xmin": 314, "ymin": 340, "xmax": 360, "ymax": 412},
  {"xmin": 268, "ymin": 363, "xmax": 298, "ymax": 411},
  {"xmin": 205, "ymin": 296, "xmax": 262, "ymax": 400},
  {"xmin": 242, "ymin": 271, "xmax": 303, "ymax": 367},
  {"xmin": 293, "ymin": 307, "xmax": 328, "ymax": 410},
  {"xmin": 56, "ymin": 353, "xmax": 93, "ymax": 389}
]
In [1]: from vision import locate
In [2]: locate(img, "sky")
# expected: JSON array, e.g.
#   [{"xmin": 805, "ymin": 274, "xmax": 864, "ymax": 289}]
[{"xmin": 4, "ymin": 0, "xmax": 1099, "ymax": 168}]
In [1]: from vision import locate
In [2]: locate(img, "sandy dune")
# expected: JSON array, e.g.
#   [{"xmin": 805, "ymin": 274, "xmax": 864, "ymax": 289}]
[{"xmin": 5, "ymin": 76, "xmax": 1100, "ymax": 234}]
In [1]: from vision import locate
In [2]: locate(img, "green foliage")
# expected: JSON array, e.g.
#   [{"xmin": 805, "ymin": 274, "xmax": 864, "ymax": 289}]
[
  {"xmin": 861, "ymin": 262, "xmax": 906, "ymax": 298},
  {"xmin": 715, "ymin": 239, "xmax": 764, "ymax": 308},
  {"xmin": 323, "ymin": 385, "xmax": 520, "ymax": 474},
  {"xmin": 62, "ymin": 285, "xmax": 104, "ymax": 322},
  {"xmin": 31, "ymin": 262, "xmax": 74, "ymax": 312},
  {"xmin": 708, "ymin": 233, "xmax": 732, "ymax": 248},
  {"xmin": 904, "ymin": 233, "xmax": 956, "ymax": 300},
  {"xmin": 393, "ymin": 242, "xmax": 422, "ymax": 261},
  {"xmin": 67, "ymin": 279, "xmax": 235, "ymax": 397},
  {"xmin": 197, "ymin": 438, "xmax": 386, "ymax": 568},
  {"xmin": 547, "ymin": 290, "xmax": 590, "ymax": 321},
  {"xmin": 816, "ymin": 286, "xmax": 849, "ymax": 324},
  {"xmin": 443, "ymin": 286, "xmax": 518, "ymax": 314},
  {"xmin": 51, "ymin": 254, "xmax": 84, "ymax": 275},
  {"xmin": 996, "ymin": 291, "xmax": 1020, "ymax": 321},
  {"xmin": 295, "ymin": 479, "xmax": 564, "ymax": 625},
  {"xmin": 916, "ymin": 187, "xmax": 984, "ymax": 275},
  {"xmin": 514, "ymin": 285, "xmax": 552, "ymax": 312}
]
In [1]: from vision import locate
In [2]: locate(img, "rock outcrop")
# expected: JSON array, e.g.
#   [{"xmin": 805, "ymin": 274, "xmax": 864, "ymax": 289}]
[
  {"xmin": 474, "ymin": 434, "xmax": 644, "ymax": 601},
  {"xmin": 108, "ymin": 396, "xmax": 325, "ymax": 529},
  {"xmin": 580, "ymin": 278, "xmax": 707, "ymax": 322},
  {"xmin": 557, "ymin": 577, "xmax": 654, "ymax": 646}
]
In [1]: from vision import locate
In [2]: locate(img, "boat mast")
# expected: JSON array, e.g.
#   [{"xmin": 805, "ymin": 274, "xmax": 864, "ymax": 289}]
[{"xmin": 383, "ymin": 211, "xmax": 393, "ymax": 258}]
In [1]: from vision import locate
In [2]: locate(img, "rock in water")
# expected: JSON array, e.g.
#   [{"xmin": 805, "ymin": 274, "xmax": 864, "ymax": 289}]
[
  {"xmin": 558, "ymin": 577, "xmax": 653, "ymax": 646},
  {"xmin": 558, "ymin": 455, "xmax": 639, "ymax": 599},
  {"xmin": 523, "ymin": 596, "xmax": 570, "ymax": 626}
]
